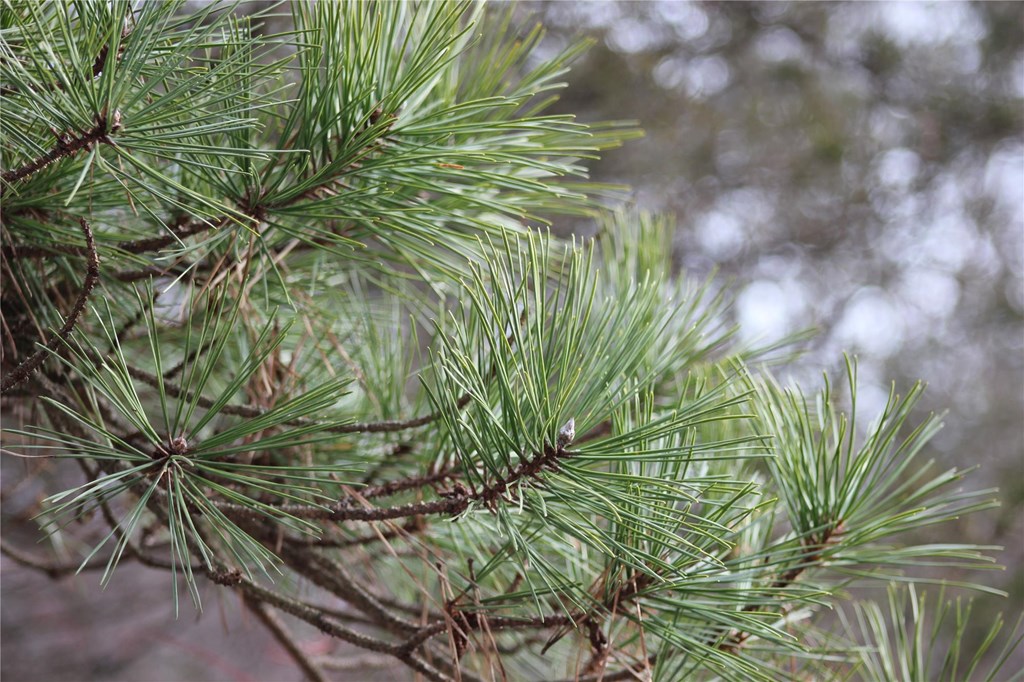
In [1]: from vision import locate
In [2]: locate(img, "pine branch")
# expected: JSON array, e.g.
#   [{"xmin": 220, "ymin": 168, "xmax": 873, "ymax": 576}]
[
  {"xmin": 207, "ymin": 568, "xmax": 452, "ymax": 682},
  {"xmin": 360, "ymin": 467, "xmax": 457, "ymax": 499},
  {"xmin": 0, "ymin": 538, "xmax": 108, "ymax": 578},
  {"xmin": 214, "ymin": 441, "xmax": 574, "ymax": 522},
  {"xmin": 279, "ymin": 544, "xmax": 421, "ymax": 634},
  {"xmin": 716, "ymin": 526, "xmax": 841, "ymax": 654},
  {"xmin": 96, "ymin": 350, "xmax": 472, "ymax": 435},
  {"xmin": 244, "ymin": 597, "xmax": 328, "ymax": 682},
  {"xmin": 0, "ymin": 3, "xmax": 133, "ymax": 99},
  {"xmin": 1, "ymin": 3, "xmax": 1011, "ymax": 680},
  {"xmin": 1, "ymin": 215, "xmax": 222, "ymax": 260},
  {"xmin": 281, "ymin": 516, "xmax": 428, "ymax": 549},
  {"xmin": 1, "ymin": 112, "xmax": 120, "ymax": 191},
  {"xmin": 1, "ymin": 218, "xmax": 100, "ymax": 393}
]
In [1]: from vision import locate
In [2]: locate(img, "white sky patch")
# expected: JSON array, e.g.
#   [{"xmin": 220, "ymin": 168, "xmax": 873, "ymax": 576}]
[
  {"xmin": 688, "ymin": 55, "xmax": 731, "ymax": 98},
  {"xmin": 654, "ymin": 0, "xmax": 709, "ymax": 42},
  {"xmin": 876, "ymin": 1, "xmax": 984, "ymax": 46},
  {"xmin": 919, "ymin": 215, "xmax": 976, "ymax": 273},
  {"xmin": 899, "ymin": 267, "xmax": 961, "ymax": 320},
  {"xmin": 696, "ymin": 210, "xmax": 744, "ymax": 261},
  {"xmin": 875, "ymin": 148, "xmax": 921, "ymax": 189},
  {"xmin": 736, "ymin": 278, "xmax": 809, "ymax": 344},
  {"xmin": 753, "ymin": 26, "xmax": 810, "ymax": 63},
  {"xmin": 834, "ymin": 287, "xmax": 906, "ymax": 358},
  {"xmin": 651, "ymin": 54, "xmax": 731, "ymax": 98},
  {"xmin": 606, "ymin": 17, "xmax": 661, "ymax": 54},
  {"xmin": 984, "ymin": 142, "xmax": 1024, "ymax": 223}
]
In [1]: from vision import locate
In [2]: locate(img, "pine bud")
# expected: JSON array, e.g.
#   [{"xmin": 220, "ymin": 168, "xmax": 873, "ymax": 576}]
[{"xmin": 557, "ymin": 418, "xmax": 575, "ymax": 450}]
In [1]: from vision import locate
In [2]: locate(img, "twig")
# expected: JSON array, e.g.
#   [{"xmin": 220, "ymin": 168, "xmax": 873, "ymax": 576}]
[
  {"xmin": 118, "ymin": 216, "xmax": 225, "ymax": 254},
  {"xmin": 315, "ymin": 654, "xmax": 397, "ymax": 671},
  {"xmin": 0, "ymin": 538, "xmax": 102, "ymax": 578},
  {"xmin": 162, "ymin": 339, "xmax": 214, "ymax": 380},
  {"xmin": 2, "ymin": 215, "xmax": 223, "ymax": 261},
  {"xmin": 361, "ymin": 467, "xmax": 456, "ymax": 499},
  {"xmin": 104, "ymin": 354, "xmax": 472, "ymax": 435},
  {"xmin": 282, "ymin": 516, "xmax": 428, "ymax": 549},
  {"xmin": 550, "ymin": 655, "xmax": 658, "ymax": 682},
  {"xmin": 278, "ymin": 544, "xmax": 420, "ymax": 634},
  {"xmin": 245, "ymin": 597, "xmax": 327, "ymax": 682},
  {"xmin": 1, "ymin": 218, "xmax": 100, "ymax": 393},
  {"xmin": 715, "ymin": 527, "xmax": 841, "ymax": 653},
  {"xmin": 209, "ymin": 569, "xmax": 397, "ymax": 654},
  {"xmin": 1, "ymin": 115, "xmax": 116, "ymax": 189},
  {"xmin": 397, "ymin": 613, "xmax": 573, "ymax": 657},
  {"xmin": 327, "ymin": 392, "xmax": 471, "ymax": 433},
  {"xmin": 215, "ymin": 441, "xmax": 574, "ymax": 522},
  {"xmin": 207, "ymin": 568, "xmax": 452, "ymax": 682}
]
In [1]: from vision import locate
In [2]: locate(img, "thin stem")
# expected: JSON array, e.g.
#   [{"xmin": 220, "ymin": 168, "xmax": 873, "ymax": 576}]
[
  {"xmin": 1, "ymin": 117, "xmax": 114, "ymax": 189},
  {"xmin": 162, "ymin": 339, "xmax": 214, "ymax": 380},
  {"xmin": 281, "ymin": 516, "xmax": 428, "ymax": 549},
  {"xmin": 207, "ymin": 568, "xmax": 452, "ymax": 682},
  {"xmin": 335, "ymin": 392, "xmax": 472, "ymax": 433},
  {"xmin": 216, "ymin": 443, "xmax": 573, "ymax": 522},
  {"xmin": 279, "ymin": 544, "xmax": 420, "ymax": 634},
  {"xmin": 361, "ymin": 467, "xmax": 456, "ymax": 499},
  {"xmin": 398, "ymin": 613, "xmax": 573, "ymax": 657},
  {"xmin": 1, "ymin": 218, "xmax": 100, "ymax": 393},
  {"xmin": 0, "ymin": 538, "xmax": 105, "ymax": 578},
  {"xmin": 209, "ymin": 568, "xmax": 397, "ymax": 653},
  {"xmin": 106, "ymin": 354, "xmax": 472, "ymax": 435},
  {"xmin": 314, "ymin": 654, "xmax": 396, "ymax": 672},
  {"xmin": 550, "ymin": 655, "xmax": 659, "ymax": 682},
  {"xmin": 118, "ymin": 216, "xmax": 225, "ymax": 254},
  {"xmin": 245, "ymin": 597, "xmax": 327, "ymax": 682},
  {"xmin": 716, "ymin": 527, "xmax": 840, "ymax": 653},
  {"xmin": 1, "ymin": 215, "xmax": 222, "ymax": 260}
]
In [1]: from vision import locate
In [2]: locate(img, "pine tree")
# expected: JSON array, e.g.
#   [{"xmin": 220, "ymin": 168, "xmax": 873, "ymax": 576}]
[{"xmin": 1, "ymin": 2, "xmax": 1019, "ymax": 680}]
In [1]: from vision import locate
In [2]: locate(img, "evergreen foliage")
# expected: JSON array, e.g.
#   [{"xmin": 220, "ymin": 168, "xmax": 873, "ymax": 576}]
[{"xmin": 1, "ymin": 2, "xmax": 1019, "ymax": 680}]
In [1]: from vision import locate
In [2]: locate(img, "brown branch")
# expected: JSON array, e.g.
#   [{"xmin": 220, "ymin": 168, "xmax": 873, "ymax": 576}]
[
  {"xmin": 216, "ymin": 441, "xmax": 574, "ymax": 523},
  {"xmin": 2, "ymin": 215, "xmax": 222, "ymax": 261},
  {"xmin": 162, "ymin": 339, "xmax": 215, "ymax": 380},
  {"xmin": 208, "ymin": 569, "xmax": 396, "ymax": 654},
  {"xmin": 207, "ymin": 568, "xmax": 451, "ymax": 682},
  {"xmin": 397, "ymin": 612, "xmax": 573, "ymax": 657},
  {"xmin": 219, "ymin": 495, "xmax": 466, "ymax": 523},
  {"xmin": 0, "ymin": 536, "xmax": 194, "ymax": 578},
  {"xmin": 314, "ymin": 654, "xmax": 396, "ymax": 672},
  {"xmin": 282, "ymin": 516, "xmax": 428, "ymax": 549},
  {"xmin": 244, "ymin": 597, "xmax": 327, "ymax": 682},
  {"xmin": 119, "ymin": 216, "xmax": 225, "ymax": 254},
  {"xmin": 103, "ymin": 353, "xmax": 472, "ymax": 435},
  {"xmin": 278, "ymin": 544, "xmax": 420, "ymax": 635},
  {"xmin": 551, "ymin": 655, "xmax": 659, "ymax": 682},
  {"xmin": 1, "ymin": 114, "xmax": 118, "ymax": 189},
  {"xmin": 716, "ymin": 526, "xmax": 842, "ymax": 653},
  {"xmin": 0, "ymin": 538, "xmax": 102, "ymax": 578},
  {"xmin": 361, "ymin": 467, "xmax": 456, "ymax": 500},
  {"xmin": 112, "ymin": 261, "xmax": 194, "ymax": 282},
  {"xmin": 330, "ymin": 392, "xmax": 472, "ymax": 433},
  {"xmin": 1, "ymin": 218, "xmax": 100, "ymax": 393}
]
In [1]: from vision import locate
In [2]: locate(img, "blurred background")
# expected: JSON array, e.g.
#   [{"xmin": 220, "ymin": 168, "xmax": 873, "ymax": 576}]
[
  {"xmin": 3, "ymin": 1, "xmax": 1022, "ymax": 680},
  {"xmin": 525, "ymin": 0, "xmax": 1023, "ymax": 673}
]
